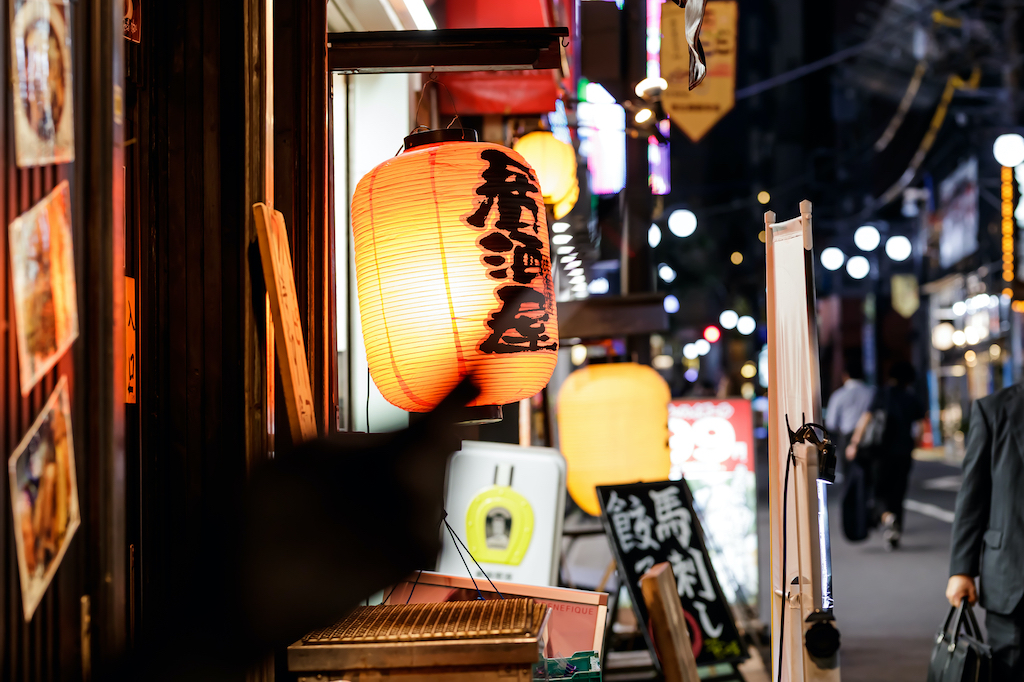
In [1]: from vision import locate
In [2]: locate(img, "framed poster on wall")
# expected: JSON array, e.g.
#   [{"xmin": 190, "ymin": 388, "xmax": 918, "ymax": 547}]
[{"xmin": 9, "ymin": 0, "xmax": 76, "ymax": 166}]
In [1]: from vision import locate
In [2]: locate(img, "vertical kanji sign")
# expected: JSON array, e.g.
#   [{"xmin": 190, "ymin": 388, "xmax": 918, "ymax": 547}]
[
  {"xmin": 597, "ymin": 481, "xmax": 744, "ymax": 668},
  {"xmin": 125, "ymin": 276, "xmax": 136, "ymax": 404}
]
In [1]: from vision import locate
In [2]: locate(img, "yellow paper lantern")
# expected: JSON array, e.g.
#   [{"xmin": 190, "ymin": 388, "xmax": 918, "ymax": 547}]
[
  {"xmin": 552, "ymin": 176, "xmax": 579, "ymax": 220},
  {"xmin": 557, "ymin": 363, "xmax": 672, "ymax": 516},
  {"xmin": 513, "ymin": 131, "xmax": 578, "ymax": 206},
  {"xmin": 351, "ymin": 129, "xmax": 559, "ymax": 413}
]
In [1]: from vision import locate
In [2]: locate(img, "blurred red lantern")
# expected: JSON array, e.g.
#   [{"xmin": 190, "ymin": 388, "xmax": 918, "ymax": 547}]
[
  {"xmin": 351, "ymin": 129, "xmax": 559, "ymax": 415},
  {"xmin": 704, "ymin": 325, "xmax": 721, "ymax": 343}
]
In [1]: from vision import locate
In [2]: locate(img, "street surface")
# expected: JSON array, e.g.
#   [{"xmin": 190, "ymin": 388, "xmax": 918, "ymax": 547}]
[{"xmin": 829, "ymin": 458, "xmax": 968, "ymax": 681}]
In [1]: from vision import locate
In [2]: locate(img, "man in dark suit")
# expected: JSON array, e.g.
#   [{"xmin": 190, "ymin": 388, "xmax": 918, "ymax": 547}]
[{"xmin": 947, "ymin": 384, "xmax": 1024, "ymax": 680}]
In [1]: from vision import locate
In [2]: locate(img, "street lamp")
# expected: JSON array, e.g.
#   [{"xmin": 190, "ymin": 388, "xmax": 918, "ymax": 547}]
[
  {"xmin": 668, "ymin": 209, "xmax": 697, "ymax": 238},
  {"xmin": 993, "ymin": 133, "xmax": 1024, "ymax": 168},
  {"xmin": 853, "ymin": 225, "xmax": 880, "ymax": 252},
  {"xmin": 885, "ymin": 236, "xmax": 912, "ymax": 262},
  {"xmin": 820, "ymin": 247, "xmax": 845, "ymax": 271},
  {"xmin": 846, "ymin": 256, "xmax": 870, "ymax": 279}
]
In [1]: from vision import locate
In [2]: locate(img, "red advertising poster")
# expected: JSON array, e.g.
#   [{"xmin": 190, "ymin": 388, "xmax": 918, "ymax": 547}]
[{"xmin": 668, "ymin": 399, "xmax": 757, "ymax": 606}]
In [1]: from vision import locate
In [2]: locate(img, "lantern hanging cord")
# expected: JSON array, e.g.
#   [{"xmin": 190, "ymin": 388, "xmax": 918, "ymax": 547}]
[
  {"xmin": 410, "ymin": 70, "xmax": 466, "ymax": 135},
  {"xmin": 443, "ymin": 512, "xmax": 506, "ymax": 600},
  {"xmin": 405, "ymin": 513, "xmax": 449, "ymax": 604}
]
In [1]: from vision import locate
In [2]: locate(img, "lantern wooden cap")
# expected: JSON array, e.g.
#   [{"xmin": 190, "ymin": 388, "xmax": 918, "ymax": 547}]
[{"xmin": 404, "ymin": 128, "xmax": 479, "ymax": 150}]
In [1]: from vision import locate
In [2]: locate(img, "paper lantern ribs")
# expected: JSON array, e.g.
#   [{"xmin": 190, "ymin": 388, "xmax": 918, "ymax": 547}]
[{"xmin": 351, "ymin": 129, "xmax": 559, "ymax": 414}]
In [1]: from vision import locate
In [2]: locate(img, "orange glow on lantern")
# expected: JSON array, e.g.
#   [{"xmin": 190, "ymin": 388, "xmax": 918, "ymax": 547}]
[
  {"xmin": 351, "ymin": 129, "xmax": 559, "ymax": 413},
  {"xmin": 557, "ymin": 362, "xmax": 672, "ymax": 516}
]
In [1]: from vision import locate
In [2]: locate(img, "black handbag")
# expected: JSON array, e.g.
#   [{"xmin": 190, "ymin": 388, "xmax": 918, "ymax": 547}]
[
  {"xmin": 927, "ymin": 599, "xmax": 992, "ymax": 682},
  {"xmin": 841, "ymin": 459, "xmax": 869, "ymax": 542}
]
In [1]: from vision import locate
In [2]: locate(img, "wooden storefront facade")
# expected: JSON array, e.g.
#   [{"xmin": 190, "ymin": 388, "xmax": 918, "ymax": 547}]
[{"xmin": 1, "ymin": 0, "xmax": 332, "ymax": 679}]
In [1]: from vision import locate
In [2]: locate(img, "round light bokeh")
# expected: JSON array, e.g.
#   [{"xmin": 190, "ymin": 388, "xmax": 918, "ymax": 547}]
[
  {"xmin": 736, "ymin": 315, "xmax": 756, "ymax": 335},
  {"xmin": 932, "ymin": 322, "xmax": 955, "ymax": 351},
  {"xmin": 658, "ymin": 263, "xmax": 677, "ymax": 283},
  {"xmin": 952, "ymin": 301, "xmax": 967, "ymax": 316},
  {"xmin": 820, "ymin": 246, "xmax": 845, "ymax": 271},
  {"xmin": 668, "ymin": 209, "xmax": 698, "ymax": 238},
  {"xmin": 648, "ymin": 224, "xmax": 662, "ymax": 248},
  {"xmin": 683, "ymin": 343, "xmax": 699, "ymax": 360},
  {"xmin": 854, "ymin": 225, "xmax": 881, "ymax": 252},
  {"xmin": 652, "ymin": 355, "xmax": 674, "ymax": 371},
  {"xmin": 719, "ymin": 310, "xmax": 739, "ymax": 330},
  {"xmin": 846, "ymin": 255, "xmax": 870, "ymax": 279},
  {"xmin": 993, "ymin": 133, "xmax": 1024, "ymax": 168},
  {"xmin": 588, "ymin": 277, "xmax": 610, "ymax": 295},
  {"xmin": 684, "ymin": 368, "xmax": 699, "ymax": 382},
  {"xmin": 694, "ymin": 339, "xmax": 711, "ymax": 356},
  {"xmin": 885, "ymin": 235, "xmax": 912, "ymax": 261},
  {"xmin": 664, "ymin": 294, "xmax": 680, "ymax": 314},
  {"xmin": 570, "ymin": 344, "xmax": 588, "ymax": 366}
]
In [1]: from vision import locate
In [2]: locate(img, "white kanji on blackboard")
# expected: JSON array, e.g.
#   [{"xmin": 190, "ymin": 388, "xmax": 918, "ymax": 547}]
[
  {"xmin": 608, "ymin": 491, "xmax": 661, "ymax": 553},
  {"xmin": 649, "ymin": 486, "xmax": 692, "ymax": 546}
]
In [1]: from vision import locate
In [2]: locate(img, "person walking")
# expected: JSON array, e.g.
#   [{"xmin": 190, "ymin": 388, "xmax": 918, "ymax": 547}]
[
  {"xmin": 825, "ymin": 355, "xmax": 875, "ymax": 464},
  {"xmin": 827, "ymin": 356, "xmax": 876, "ymax": 541},
  {"xmin": 947, "ymin": 383, "xmax": 1024, "ymax": 680},
  {"xmin": 846, "ymin": 361, "xmax": 925, "ymax": 550}
]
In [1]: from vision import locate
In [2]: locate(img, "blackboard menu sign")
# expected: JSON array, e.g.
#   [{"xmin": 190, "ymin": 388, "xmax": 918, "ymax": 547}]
[{"xmin": 597, "ymin": 480, "xmax": 745, "ymax": 667}]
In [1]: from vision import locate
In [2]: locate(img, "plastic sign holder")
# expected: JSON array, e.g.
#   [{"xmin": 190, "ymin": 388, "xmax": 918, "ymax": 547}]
[{"xmin": 765, "ymin": 202, "xmax": 841, "ymax": 682}]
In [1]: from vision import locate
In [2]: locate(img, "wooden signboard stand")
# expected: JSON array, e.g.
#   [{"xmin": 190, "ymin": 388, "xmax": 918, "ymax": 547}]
[{"xmin": 253, "ymin": 203, "xmax": 318, "ymax": 442}]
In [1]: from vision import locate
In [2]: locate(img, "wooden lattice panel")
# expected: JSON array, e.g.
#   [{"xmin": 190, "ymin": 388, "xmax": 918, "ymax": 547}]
[{"xmin": 303, "ymin": 598, "xmax": 547, "ymax": 644}]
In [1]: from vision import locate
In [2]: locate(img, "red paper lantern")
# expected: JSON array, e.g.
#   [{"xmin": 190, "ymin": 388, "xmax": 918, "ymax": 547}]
[{"xmin": 351, "ymin": 129, "xmax": 559, "ymax": 414}]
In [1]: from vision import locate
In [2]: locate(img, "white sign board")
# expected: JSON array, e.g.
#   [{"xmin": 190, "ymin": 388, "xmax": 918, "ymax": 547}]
[{"xmin": 440, "ymin": 441, "xmax": 566, "ymax": 587}]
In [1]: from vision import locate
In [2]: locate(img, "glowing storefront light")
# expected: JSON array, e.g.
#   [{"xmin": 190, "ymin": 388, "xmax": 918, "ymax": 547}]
[{"xmin": 578, "ymin": 83, "xmax": 626, "ymax": 196}]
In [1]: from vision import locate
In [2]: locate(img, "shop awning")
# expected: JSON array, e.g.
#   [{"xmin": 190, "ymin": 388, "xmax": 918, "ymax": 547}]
[{"xmin": 438, "ymin": 0, "xmax": 571, "ymax": 115}]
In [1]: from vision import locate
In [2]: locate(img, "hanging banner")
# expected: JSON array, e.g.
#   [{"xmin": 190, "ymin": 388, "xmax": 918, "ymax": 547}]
[
  {"xmin": 668, "ymin": 399, "xmax": 757, "ymax": 608},
  {"xmin": 597, "ymin": 480, "xmax": 744, "ymax": 668},
  {"xmin": 661, "ymin": 1, "xmax": 737, "ymax": 143}
]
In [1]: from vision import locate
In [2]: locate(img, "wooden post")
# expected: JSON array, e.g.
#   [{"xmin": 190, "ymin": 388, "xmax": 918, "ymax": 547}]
[
  {"xmin": 640, "ymin": 562, "xmax": 701, "ymax": 682},
  {"xmin": 253, "ymin": 203, "xmax": 319, "ymax": 442}
]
